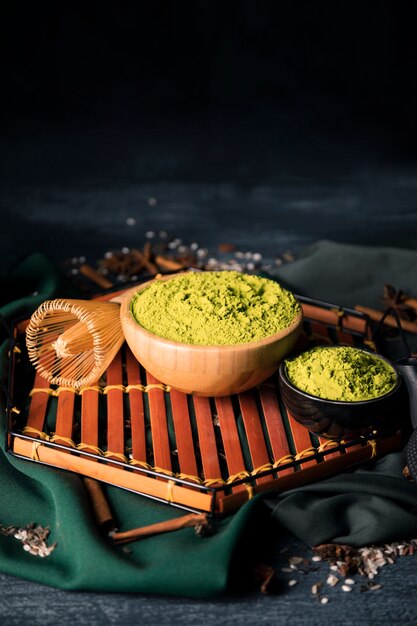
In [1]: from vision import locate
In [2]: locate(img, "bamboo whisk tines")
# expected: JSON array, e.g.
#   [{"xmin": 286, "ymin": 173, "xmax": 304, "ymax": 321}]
[{"xmin": 26, "ymin": 299, "xmax": 125, "ymax": 389}]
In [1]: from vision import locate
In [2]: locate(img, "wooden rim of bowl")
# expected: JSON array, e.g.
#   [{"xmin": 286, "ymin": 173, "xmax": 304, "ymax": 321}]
[{"xmin": 120, "ymin": 273, "xmax": 303, "ymax": 352}]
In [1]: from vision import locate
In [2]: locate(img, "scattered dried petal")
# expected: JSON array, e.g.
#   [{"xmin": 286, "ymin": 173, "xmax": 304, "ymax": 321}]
[{"xmin": 326, "ymin": 574, "xmax": 339, "ymax": 587}]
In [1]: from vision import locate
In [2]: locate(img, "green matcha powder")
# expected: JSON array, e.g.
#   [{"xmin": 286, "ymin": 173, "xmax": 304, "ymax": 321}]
[
  {"xmin": 285, "ymin": 346, "xmax": 397, "ymax": 401},
  {"xmin": 131, "ymin": 271, "xmax": 300, "ymax": 345}
]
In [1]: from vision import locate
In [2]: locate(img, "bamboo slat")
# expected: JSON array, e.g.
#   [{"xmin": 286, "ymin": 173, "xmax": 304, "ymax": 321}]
[
  {"xmin": 170, "ymin": 389, "xmax": 198, "ymax": 477},
  {"xmin": 192, "ymin": 396, "xmax": 222, "ymax": 482},
  {"xmin": 146, "ymin": 372, "xmax": 172, "ymax": 471},
  {"xmin": 106, "ymin": 350, "xmax": 125, "ymax": 458},
  {"xmin": 81, "ymin": 389, "xmax": 99, "ymax": 451},
  {"xmin": 125, "ymin": 347, "xmax": 146, "ymax": 462},
  {"xmin": 215, "ymin": 396, "xmax": 247, "ymax": 491},
  {"xmin": 318, "ymin": 436, "xmax": 342, "ymax": 460},
  {"xmin": 27, "ymin": 372, "xmax": 51, "ymax": 433},
  {"xmin": 258, "ymin": 383, "xmax": 294, "ymax": 476},
  {"xmin": 309, "ymin": 321, "xmax": 332, "ymax": 343},
  {"xmin": 335, "ymin": 330, "xmax": 356, "ymax": 346},
  {"xmin": 286, "ymin": 411, "xmax": 317, "ymax": 468},
  {"xmin": 239, "ymin": 390, "xmax": 270, "ymax": 484},
  {"xmin": 54, "ymin": 390, "xmax": 75, "ymax": 446}
]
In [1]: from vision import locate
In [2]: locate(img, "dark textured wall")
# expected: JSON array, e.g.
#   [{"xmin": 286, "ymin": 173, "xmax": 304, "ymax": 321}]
[{"xmin": 1, "ymin": 1, "xmax": 417, "ymax": 262}]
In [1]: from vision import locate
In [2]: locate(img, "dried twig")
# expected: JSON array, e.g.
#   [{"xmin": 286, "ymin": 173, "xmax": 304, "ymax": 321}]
[{"xmin": 110, "ymin": 513, "xmax": 211, "ymax": 545}]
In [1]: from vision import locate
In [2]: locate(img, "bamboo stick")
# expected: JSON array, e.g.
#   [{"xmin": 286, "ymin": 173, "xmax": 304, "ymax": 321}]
[
  {"xmin": 110, "ymin": 513, "xmax": 209, "ymax": 544},
  {"xmin": 83, "ymin": 477, "xmax": 115, "ymax": 533},
  {"xmin": 79, "ymin": 264, "xmax": 114, "ymax": 289},
  {"xmin": 355, "ymin": 305, "xmax": 417, "ymax": 334}
]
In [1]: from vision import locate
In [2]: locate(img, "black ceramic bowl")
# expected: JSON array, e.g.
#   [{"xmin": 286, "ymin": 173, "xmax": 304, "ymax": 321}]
[{"xmin": 278, "ymin": 348, "xmax": 403, "ymax": 440}]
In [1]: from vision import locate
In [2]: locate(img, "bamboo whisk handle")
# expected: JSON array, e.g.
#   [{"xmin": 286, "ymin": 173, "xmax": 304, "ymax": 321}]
[{"xmin": 52, "ymin": 322, "xmax": 94, "ymax": 357}]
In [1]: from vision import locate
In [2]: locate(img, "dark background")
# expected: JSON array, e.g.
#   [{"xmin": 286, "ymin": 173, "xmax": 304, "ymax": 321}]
[
  {"xmin": 2, "ymin": 4, "xmax": 417, "ymax": 623},
  {"xmin": 1, "ymin": 1, "xmax": 417, "ymax": 261}
]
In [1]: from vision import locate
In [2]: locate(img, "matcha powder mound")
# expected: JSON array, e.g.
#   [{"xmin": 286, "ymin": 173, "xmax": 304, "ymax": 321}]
[
  {"xmin": 285, "ymin": 346, "xmax": 397, "ymax": 401},
  {"xmin": 131, "ymin": 271, "xmax": 300, "ymax": 345}
]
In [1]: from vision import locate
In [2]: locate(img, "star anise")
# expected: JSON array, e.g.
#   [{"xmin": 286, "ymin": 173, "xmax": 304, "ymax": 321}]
[{"xmin": 382, "ymin": 284, "xmax": 417, "ymax": 322}]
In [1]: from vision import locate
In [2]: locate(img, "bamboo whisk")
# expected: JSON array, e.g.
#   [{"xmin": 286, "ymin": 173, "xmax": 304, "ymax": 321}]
[{"xmin": 26, "ymin": 299, "xmax": 125, "ymax": 389}]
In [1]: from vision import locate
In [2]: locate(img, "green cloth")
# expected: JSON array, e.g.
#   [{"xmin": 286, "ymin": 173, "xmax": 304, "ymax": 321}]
[{"xmin": 2, "ymin": 243, "xmax": 417, "ymax": 597}]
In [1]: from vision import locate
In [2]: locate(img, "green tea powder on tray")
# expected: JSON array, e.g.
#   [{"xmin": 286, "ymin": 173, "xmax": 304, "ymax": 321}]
[
  {"xmin": 285, "ymin": 346, "xmax": 397, "ymax": 401},
  {"xmin": 131, "ymin": 271, "xmax": 300, "ymax": 345}
]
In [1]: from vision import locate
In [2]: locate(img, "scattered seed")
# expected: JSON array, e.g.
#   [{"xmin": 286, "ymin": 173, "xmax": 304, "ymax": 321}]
[
  {"xmin": 126, "ymin": 217, "xmax": 136, "ymax": 226},
  {"xmin": 320, "ymin": 597, "xmax": 329, "ymax": 604},
  {"xmin": 288, "ymin": 556, "xmax": 304, "ymax": 565},
  {"xmin": 311, "ymin": 555, "xmax": 322, "ymax": 562},
  {"xmin": 342, "ymin": 585, "xmax": 353, "ymax": 592},
  {"xmin": 288, "ymin": 579, "xmax": 298, "ymax": 587},
  {"xmin": 311, "ymin": 583, "xmax": 321, "ymax": 595},
  {"xmin": 148, "ymin": 197, "xmax": 157, "ymax": 207},
  {"xmin": 369, "ymin": 584, "xmax": 382, "ymax": 591},
  {"xmin": 326, "ymin": 574, "xmax": 339, "ymax": 587},
  {"xmin": 344, "ymin": 578, "xmax": 355, "ymax": 585},
  {"xmin": 281, "ymin": 567, "xmax": 293, "ymax": 573}
]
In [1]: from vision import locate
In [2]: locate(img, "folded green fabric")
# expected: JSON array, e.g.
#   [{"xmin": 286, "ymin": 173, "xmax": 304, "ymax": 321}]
[
  {"xmin": 265, "ymin": 449, "xmax": 417, "ymax": 547},
  {"xmin": 2, "ymin": 243, "xmax": 417, "ymax": 597},
  {"xmin": 272, "ymin": 239, "xmax": 417, "ymax": 310}
]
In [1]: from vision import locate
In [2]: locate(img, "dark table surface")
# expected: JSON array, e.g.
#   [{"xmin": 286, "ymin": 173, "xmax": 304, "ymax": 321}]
[
  {"xmin": 2, "ymin": 3, "xmax": 417, "ymax": 623},
  {"xmin": 1, "ymin": 130, "xmax": 417, "ymax": 625}
]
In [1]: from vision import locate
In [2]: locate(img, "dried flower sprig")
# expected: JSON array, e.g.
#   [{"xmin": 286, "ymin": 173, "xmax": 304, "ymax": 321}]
[{"xmin": 0, "ymin": 522, "xmax": 57, "ymax": 557}]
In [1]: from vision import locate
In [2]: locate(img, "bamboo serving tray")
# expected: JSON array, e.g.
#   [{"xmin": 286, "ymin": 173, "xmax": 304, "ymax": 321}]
[{"xmin": 6, "ymin": 291, "xmax": 403, "ymax": 516}]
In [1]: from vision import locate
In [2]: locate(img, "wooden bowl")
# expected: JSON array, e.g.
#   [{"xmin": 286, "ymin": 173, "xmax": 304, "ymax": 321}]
[{"xmin": 120, "ymin": 275, "xmax": 303, "ymax": 397}]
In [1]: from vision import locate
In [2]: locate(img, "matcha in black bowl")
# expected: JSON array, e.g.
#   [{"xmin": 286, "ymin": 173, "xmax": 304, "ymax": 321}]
[{"xmin": 279, "ymin": 346, "xmax": 404, "ymax": 440}]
